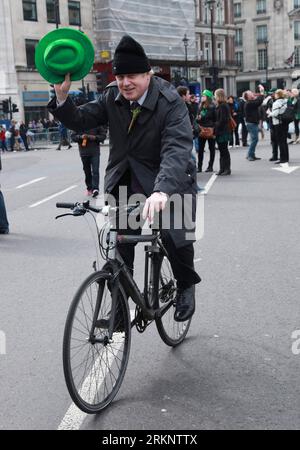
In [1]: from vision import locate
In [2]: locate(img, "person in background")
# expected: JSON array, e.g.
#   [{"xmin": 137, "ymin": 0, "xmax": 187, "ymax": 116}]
[
  {"xmin": 267, "ymin": 89, "xmax": 289, "ymax": 164},
  {"xmin": 227, "ymin": 95, "xmax": 240, "ymax": 148},
  {"xmin": 9, "ymin": 120, "xmax": 17, "ymax": 152},
  {"xmin": 71, "ymin": 126, "xmax": 107, "ymax": 198},
  {"xmin": 177, "ymin": 86, "xmax": 204, "ymax": 192},
  {"xmin": 244, "ymin": 84, "xmax": 265, "ymax": 161},
  {"xmin": 237, "ymin": 93, "xmax": 248, "ymax": 147},
  {"xmin": 189, "ymin": 94, "xmax": 199, "ymax": 120},
  {"xmin": 196, "ymin": 89, "xmax": 216, "ymax": 173},
  {"xmin": 262, "ymin": 88, "xmax": 278, "ymax": 161},
  {"xmin": 56, "ymin": 122, "xmax": 72, "ymax": 150},
  {"xmin": 214, "ymin": 88, "xmax": 231, "ymax": 176},
  {"xmin": 0, "ymin": 126, "xmax": 8, "ymax": 152},
  {"xmin": 0, "ymin": 159, "xmax": 9, "ymax": 234},
  {"xmin": 19, "ymin": 121, "xmax": 30, "ymax": 151},
  {"xmin": 290, "ymin": 88, "xmax": 300, "ymax": 144}
]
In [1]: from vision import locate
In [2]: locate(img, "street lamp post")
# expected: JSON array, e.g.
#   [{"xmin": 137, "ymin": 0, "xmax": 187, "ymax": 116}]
[
  {"xmin": 265, "ymin": 40, "xmax": 269, "ymax": 90},
  {"xmin": 54, "ymin": 0, "xmax": 59, "ymax": 29},
  {"xmin": 205, "ymin": 0, "xmax": 219, "ymax": 91},
  {"xmin": 182, "ymin": 33, "xmax": 189, "ymax": 83}
]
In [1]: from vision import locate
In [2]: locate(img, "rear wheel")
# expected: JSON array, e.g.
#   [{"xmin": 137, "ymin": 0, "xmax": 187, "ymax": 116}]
[
  {"xmin": 63, "ymin": 270, "xmax": 131, "ymax": 413},
  {"xmin": 155, "ymin": 255, "xmax": 192, "ymax": 346}
]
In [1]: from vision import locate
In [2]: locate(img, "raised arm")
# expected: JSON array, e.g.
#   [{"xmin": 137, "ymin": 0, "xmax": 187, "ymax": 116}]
[{"xmin": 48, "ymin": 74, "xmax": 108, "ymax": 132}]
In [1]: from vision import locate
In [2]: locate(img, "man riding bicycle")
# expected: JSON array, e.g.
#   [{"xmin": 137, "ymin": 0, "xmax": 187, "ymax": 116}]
[{"xmin": 48, "ymin": 35, "xmax": 201, "ymax": 322}]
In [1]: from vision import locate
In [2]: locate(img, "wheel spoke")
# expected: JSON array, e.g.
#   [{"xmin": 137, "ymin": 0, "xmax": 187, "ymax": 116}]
[{"xmin": 63, "ymin": 272, "xmax": 130, "ymax": 412}]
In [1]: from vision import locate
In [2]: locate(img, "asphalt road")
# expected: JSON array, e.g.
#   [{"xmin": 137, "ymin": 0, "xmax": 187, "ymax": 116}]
[{"xmin": 0, "ymin": 139, "xmax": 300, "ymax": 430}]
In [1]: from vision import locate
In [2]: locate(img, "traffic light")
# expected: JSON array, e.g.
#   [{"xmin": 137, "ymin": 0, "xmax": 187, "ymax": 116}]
[
  {"xmin": 12, "ymin": 103, "xmax": 19, "ymax": 113},
  {"xmin": 96, "ymin": 72, "xmax": 107, "ymax": 93},
  {"xmin": 2, "ymin": 99, "xmax": 9, "ymax": 114}
]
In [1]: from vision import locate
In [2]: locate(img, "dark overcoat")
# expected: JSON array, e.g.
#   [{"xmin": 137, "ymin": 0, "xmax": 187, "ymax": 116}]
[{"xmin": 48, "ymin": 76, "xmax": 197, "ymax": 248}]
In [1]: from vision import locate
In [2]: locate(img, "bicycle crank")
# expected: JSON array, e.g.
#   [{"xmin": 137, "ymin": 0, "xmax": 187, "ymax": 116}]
[{"xmin": 134, "ymin": 305, "xmax": 149, "ymax": 333}]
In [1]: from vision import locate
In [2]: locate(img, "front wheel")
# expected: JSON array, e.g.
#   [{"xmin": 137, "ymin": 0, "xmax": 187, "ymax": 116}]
[
  {"xmin": 155, "ymin": 255, "xmax": 192, "ymax": 346},
  {"xmin": 63, "ymin": 270, "xmax": 131, "ymax": 413}
]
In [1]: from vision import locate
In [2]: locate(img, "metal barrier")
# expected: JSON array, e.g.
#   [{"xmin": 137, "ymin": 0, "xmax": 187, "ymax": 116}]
[{"xmin": 26, "ymin": 127, "xmax": 72, "ymax": 149}]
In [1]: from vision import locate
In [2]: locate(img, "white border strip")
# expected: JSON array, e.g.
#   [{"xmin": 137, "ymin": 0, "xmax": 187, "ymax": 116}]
[{"xmin": 29, "ymin": 185, "xmax": 77, "ymax": 208}]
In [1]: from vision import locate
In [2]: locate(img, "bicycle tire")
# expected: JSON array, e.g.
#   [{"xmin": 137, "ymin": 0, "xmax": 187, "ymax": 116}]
[
  {"xmin": 155, "ymin": 255, "xmax": 192, "ymax": 347},
  {"xmin": 63, "ymin": 270, "xmax": 131, "ymax": 414}
]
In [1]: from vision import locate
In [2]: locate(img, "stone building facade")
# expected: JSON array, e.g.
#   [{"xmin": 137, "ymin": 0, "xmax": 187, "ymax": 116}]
[
  {"xmin": 0, "ymin": 0, "xmax": 96, "ymax": 122},
  {"xmin": 195, "ymin": 0, "xmax": 240, "ymax": 95},
  {"xmin": 234, "ymin": 0, "xmax": 300, "ymax": 95}
]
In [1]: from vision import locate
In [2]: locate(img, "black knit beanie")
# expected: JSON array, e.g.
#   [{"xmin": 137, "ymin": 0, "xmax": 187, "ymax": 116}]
[{"xmin": 112, "ymin": 35, "xmax": 151, "ymax": 75}]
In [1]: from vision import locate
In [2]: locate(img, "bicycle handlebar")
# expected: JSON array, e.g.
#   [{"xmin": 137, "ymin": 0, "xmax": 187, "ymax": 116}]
[
  {"xmin": 56, "ymin": 202, "xmax": 76, "ymax": 209},
  {"xmin": 55, "ymin": 200, "xmax": 142, "ymax": 216}
]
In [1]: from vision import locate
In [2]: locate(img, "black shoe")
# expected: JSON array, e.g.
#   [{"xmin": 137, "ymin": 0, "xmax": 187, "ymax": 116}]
[
  {"xmin": 56, "ymin": 148, "xmax": 61, "ymax": 151},
  {"xmin": 219, "ymin": 169, "xmax": 231, "ymax": 176},
  {"xmin": 174, "ymin": 286, "xmax": 195, "ymax": 322},
  {"xmin": 0, "ymin": 229, "xmax": 9, "ymax": 234},
  {"xmin": 247, "ymin": 157, "xmax": 255, "ymax": 161},
  {"xmin": 269, "ymin": 157, "xmax": 279, "ymax": 161},
  {"xmin": 274, "ymin": 161, "xmax": 282, "ymax": 164},
  {"xmin": 92, "ymin": 189, "xmax": 99, "ymax": 198},
  {"xmin": 197, "ymin": 168, "xmax": 202, "ymax": 173},
  {"xmin": 68, "ymin": 145, "xmax": 72, "ymax": 149},
  {"xmin": 253, "ymin": 157, "xmax": 261, "ymax": 160},
  {"xmin": 205, "ymin": 167, "xmax": 213, "ymax": 172},
  {"xmin": 216, "ymin": 170, "xmax": 224, "ymax": 175},
  {"xmin": 243, "ymin": 144, "xmax": 249, "ymax": 147}
]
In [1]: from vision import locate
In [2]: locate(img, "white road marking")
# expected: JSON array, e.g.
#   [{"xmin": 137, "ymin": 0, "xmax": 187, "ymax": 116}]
[
  {"xmin": 29, "ymin": 185, "xmax": 77, "ymax": 208},
  {"xmin": 16, "ymin": 177, "xmax": 46, "ymax": 189},
  {"xmin": 58, "ymin": 309, "xmax": 135, "ymax": 430},
  {"xmin": 201, "ymin": 173, "xmax": 218, "ymax": 195},
  {"xmin": 272, "ymin": 163, "xmax": 300, "ymax": 174},
  {"xmin": 58, "ymin": 336, "xmax": 124, "ymax": 430}
]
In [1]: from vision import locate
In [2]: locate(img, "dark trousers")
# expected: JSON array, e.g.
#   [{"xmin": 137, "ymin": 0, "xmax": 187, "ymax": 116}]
[
  {"xmin": 240, "ymin": 118, "xmax": 248, "ymax": 145},
  {"xmin": 0, "ymin": 140, "xmax": 7, "ymax": 151},
  {"xmin": 10, "ymin": 137, "xmax": 15, "ymax": 152},
  {"xmin": 20, "ymin": 134, "xmax": 29, "ymax": 151},
  {"xmin": 198, "ymin": 137, "xmax": 215, "ymax": 171},
  {"xmin": 111, "ymin": 170, "xmax": 201, "ymax": 289},
  {"xmin": 218, "ymin": 141, "xmax": 231, "ymax": 172},
  {"xmin": 270, "ymin": 126, "xmax": 278, "ymax": 159},
  {"xmin": 229, "ymin": 127, "xmax": 240, "ymax": 146},
  {"xmin": 57, "ymin": 135, "xmax": 71, "ymax": 149},
  {"xmin": 294, "ymin": 119, "xmax": 299, "ymax": 138},
  {"xmin": 0, "ymin": 190, "xmax": 9, "ymax": 232},
  {"xmin": 274, "ymin": 123, "xmax": 289, "ymax": 163},
  {"xmin": 81, "ymin": 153, "xmax": 100, "ymax": 191}
]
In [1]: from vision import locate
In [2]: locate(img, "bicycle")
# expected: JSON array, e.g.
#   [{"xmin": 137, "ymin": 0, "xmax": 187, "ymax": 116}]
[{"xmin": 56, "ymin": 200, "xmax": 192, "ymax": 414}]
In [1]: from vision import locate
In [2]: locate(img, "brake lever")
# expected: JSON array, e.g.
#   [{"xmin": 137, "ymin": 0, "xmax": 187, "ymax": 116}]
[{"xmin": 55, "ymin": 213, "xmax": 75, "ymax": 220}]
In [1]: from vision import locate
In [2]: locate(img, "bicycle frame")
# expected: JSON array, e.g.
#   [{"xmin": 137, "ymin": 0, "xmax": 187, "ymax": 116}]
[
  {"xmin": 56, "ymin": 201, "xmax": 176, "ymax": 343},
  {"xmin": 91, "ymin": 228, "xmax": 175, "ymax": 342}
]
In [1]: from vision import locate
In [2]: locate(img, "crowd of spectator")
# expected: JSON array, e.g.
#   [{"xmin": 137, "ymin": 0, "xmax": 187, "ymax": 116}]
[{"xmin": 176, "ymin": 84, "xmax": 299, "ymax": 176}]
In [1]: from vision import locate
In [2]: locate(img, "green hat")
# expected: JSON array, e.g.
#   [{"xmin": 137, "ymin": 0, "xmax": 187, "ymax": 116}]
[
  {"xmin": 35, "ymin": 27, "xmax": 95, "ymax": 84},
  {"xmin": 202, "ymin": 89, "xmax": 214, "ymax": 99},
  {"xmin": 268, "ymin": 87, "xmax": 277, "ymax": 95}
]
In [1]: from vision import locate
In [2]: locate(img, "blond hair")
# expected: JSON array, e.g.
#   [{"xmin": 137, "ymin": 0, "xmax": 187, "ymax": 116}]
[
  {"xmin": 214, "ymin": 88, "xmax": 226, "ymax": 104},
  {"xmin": 275, "ymin": 89, "xmax": 285, "ymax": 99}
]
